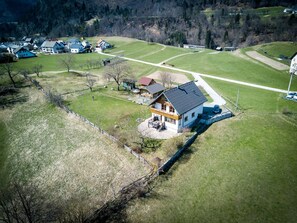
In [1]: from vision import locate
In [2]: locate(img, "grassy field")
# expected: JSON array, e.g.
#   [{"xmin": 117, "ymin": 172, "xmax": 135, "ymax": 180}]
[
  {"xmin": 68, "ymin": 88, "xmax": 150, "ymax": 131},
  {"xmin": 14, "ymin": 53, "xmax": 109, "ymax": 72},
  {"xmin": 167, "ymin": 50, "xmax": 296, "ymax": 91},
  {"xmin": 0, "ymin": 85, "xmax": 147, "ymax": 211},
  {"xmin": 127, "ymin": 79, "xmax": 297, "ymax": 223},
  {"xmin": 251, "ymin": 42, "xmax": 297, "ymax": 65},
  {"xmin": 102, "ymin": 36, "xmax": 190, "ymax": 63}
]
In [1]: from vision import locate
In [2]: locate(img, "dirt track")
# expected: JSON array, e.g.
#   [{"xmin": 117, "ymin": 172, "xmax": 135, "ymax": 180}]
[
  {"xmin": 147, "ymin": 71, "xmax": 190, "ymax": 84},
  {"xmin": 246, "ymin": 51, "xmax": 289, "ymax": 70}
]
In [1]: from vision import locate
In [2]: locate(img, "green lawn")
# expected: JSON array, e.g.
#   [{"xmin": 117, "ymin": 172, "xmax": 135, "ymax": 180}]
[
  {"xmin": 127, "ymin": 79, "xmax": 297, "ymax": 223},
  {"xmin": 168, "ymin": 50, "xmax": 296, "ymax": 91},
  {"xmin": 68, "ymin": 88, "xmax": 150, "ymax": 131},
  {"xmin": 140, "ymin": 47, "xmax": 190, "ymax": 63},
  {"xmin": 15, "ymin": 53, "xmax": 108, "ymax": 72}
]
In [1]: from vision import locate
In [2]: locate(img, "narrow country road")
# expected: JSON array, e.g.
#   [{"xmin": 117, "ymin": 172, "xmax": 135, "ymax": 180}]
[{"xmin": 99, "ymin": 52, "xmax": 288, "ymax": 105}]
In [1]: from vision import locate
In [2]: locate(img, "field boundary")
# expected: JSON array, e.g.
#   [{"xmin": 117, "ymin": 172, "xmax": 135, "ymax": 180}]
[{"xmin": 24, "ymin": 75, "xmax": 153, "ymax": 170}]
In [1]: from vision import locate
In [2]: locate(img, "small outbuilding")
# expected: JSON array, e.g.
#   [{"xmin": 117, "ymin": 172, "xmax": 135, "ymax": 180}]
[
  {"xmin": 138, "ymin": 77, "xmax": 156, "ymax": 87},
  {"xmin": 122, "ymin": 79, "xmax": 136, "ymax": 90},
  {"xmin": 143, "ymin": 83, "xmax": 166, "ymax": 98}
]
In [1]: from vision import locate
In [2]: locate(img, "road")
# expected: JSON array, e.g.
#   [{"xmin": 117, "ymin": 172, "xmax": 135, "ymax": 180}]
[{"xmin": 99, "ymin": 52, "xmax": 288, "ymax": 105}]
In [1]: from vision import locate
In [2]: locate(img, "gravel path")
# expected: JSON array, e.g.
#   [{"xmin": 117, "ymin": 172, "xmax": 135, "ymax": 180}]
[{"xmin": 246, "ymin": 51, "xmax": 289, "ymax": 70}]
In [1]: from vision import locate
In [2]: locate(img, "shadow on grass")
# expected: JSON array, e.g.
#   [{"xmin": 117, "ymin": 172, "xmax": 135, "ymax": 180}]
[{"xmin": 0, "ymin": 86, "xmax": 28, "ymax": 108}]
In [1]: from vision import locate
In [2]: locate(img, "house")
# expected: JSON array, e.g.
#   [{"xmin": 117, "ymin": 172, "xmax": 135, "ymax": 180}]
[
  {"xmin": 82, "ymin": 40, "xmax": 92, "ymax": 52},
  {"xmin": 41, "ymin": 41, "xmax": 64, "ymax": 54},
  {"xmin": 138, "ymin": 77, "xmax": 156, "ymax": 87},
  {"xmin": 95, "ymin": 39, "xmax": 112, "ymax": 52},
  {"xmin": 224, "ymin": 46, "xmax": 237, "ymax": 51},
  {"xmin": 183, "ymin": 44, "xmax": 205, "ymax": 49},
  {"xmin": 122, "ymin": 79, "xmax": 136, "ymax": 90},
  {"xmin": 149, "ymin": 81, "xmax": 207, "ymax": 133},
  {"xmin": 70, "ymin": 43, "xmax": 85, "ymax": 53},
  {"xmin": 14, "ymin": 46, "xmax": 36, "ymax": 59},
  {"xmin": 142, "ymin": 83, "xmax": 165, "ymax": 98}
]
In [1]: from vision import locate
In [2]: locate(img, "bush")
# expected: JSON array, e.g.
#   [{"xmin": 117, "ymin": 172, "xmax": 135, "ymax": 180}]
[{"xmin": 162, "ymin": 136, "xmax": 184, "ymax": 157}]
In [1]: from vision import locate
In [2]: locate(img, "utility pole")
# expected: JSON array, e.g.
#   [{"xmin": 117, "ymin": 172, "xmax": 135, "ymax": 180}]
[{"xmin": 236, "ymin": 89, "xmax": 239, "ymax": 110}]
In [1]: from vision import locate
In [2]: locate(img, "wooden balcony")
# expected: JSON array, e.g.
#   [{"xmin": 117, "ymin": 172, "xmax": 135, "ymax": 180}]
[{"xmin": 150, "ymin": 107, "xmax": 181, "ymax": 120}]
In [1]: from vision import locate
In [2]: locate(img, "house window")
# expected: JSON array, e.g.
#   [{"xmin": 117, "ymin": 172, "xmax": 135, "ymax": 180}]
[
  {"xmin": 165, "ymin": 117, "xmax": 176, "ymax": 124},
  {"xmin": 162, "ymin": 104, "xmax": 166, "ymax": 110},
  {"xmin": 184, "ymin": 116, "xmax": 188, "ymax": 122},
  {"xmin": 169, "ymin": 106, "xmax": 175, "ymax": 113},
  {"xmin": 192, "ymin": 112, "xmax": 195, "ymax": 118}
]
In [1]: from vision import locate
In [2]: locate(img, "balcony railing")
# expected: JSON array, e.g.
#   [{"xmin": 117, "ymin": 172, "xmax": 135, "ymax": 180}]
[{"xmin": 150, "ymin": 107, "xmax": 181, "ymax": 120}]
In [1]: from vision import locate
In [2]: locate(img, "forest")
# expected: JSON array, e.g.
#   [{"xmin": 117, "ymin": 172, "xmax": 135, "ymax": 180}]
[{"xmin": 1, "ymin": 0, "xmax": 297, "ymax": 48}]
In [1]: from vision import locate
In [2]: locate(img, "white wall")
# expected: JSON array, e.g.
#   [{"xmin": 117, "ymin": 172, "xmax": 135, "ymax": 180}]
[{"xmin": 181, "ymin": 105, "xmax": 203, "ymax": 129}]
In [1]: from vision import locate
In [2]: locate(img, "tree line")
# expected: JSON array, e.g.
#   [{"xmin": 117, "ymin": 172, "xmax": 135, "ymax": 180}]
[{"xmin": 1, "ymin": 0, "xmax": 296, "ymax": 48}]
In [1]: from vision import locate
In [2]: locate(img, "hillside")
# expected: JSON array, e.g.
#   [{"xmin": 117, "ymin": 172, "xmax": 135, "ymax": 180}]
[{"xmin": 1, "ymin": 0, "xmax": 297, "ymax": 47}]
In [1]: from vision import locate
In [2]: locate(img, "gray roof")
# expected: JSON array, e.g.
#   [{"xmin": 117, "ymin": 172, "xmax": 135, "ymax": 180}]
[
  {"xmin": 41, "ymin": 41, "xmax": 58, "ymax": 48},
  {"xmin": 145, "ymin": 83, "xmax": 165, "ymax": 94},
  {"xmin": 152, "ymin": 81, "xmax": 207, "ymax": 115},
  {"xmin": 70, "ymin": 43, "xmax": 83, "ymax": 49}
]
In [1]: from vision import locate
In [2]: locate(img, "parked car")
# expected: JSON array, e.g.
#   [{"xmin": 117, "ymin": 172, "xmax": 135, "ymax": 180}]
[{"xmin": 213, "ymin": 105, "xmax": 221, "ymax": 114}]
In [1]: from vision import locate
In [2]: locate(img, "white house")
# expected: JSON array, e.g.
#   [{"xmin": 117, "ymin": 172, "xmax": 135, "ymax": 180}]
[
  {"xmin": 69, "ymin": 43, "xmax": 85, "ymax": 53},
  {"xmin": 41, "ymin": 41, "xmax": 64, "ymax": 54},
  {"xmin": 149, "ymin": 81, "xmax": 207, "ymax": 133},
  {"xmin": 95, "ymin": 39, "xmax": 112, "ymax": 53}
]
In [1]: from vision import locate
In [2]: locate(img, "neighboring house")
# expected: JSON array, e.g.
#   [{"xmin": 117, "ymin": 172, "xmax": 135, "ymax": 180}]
[
  {"xmin": 95, "ymin": 39, "xmax": 112, "ymax": 52},
  {"xmin": 0, "ymin": 44, "xmax": 8, "ymax": 53},
  {"xmin": 7, "ymin": 43, "xmax": 20, "ymax": 54},
  {"xmin": 138, "ymin": 77, "xmax": 156, "ymax": 87},
  {"xmin": 122, "ymin": 79, "xmax": 136, "ymax": 90},
  {"xmin": 14, "ymin": 46, "xmax": 36, "ymax": 59},
  {"xmin": 82, "ymin": 40, "xmax": 92, "ymax": 52},
  {"xmin": 142, "ymin": 83, "xmax": 165, "ymax": 98},
  {"xmin": 41, "ymin": 41, "xmax": 64, "ymax": 54},
  {"xmin": 25, "ymin": 38, "xmax": 33, "ymax": 44},
  {"xmin": 183, "ymin": 44, "xmax": 205, "ymax": 49},
  {"xmin": 149, "ymin": 81, "xmax": 207, "ymax": 133},
  {"xmin": 70, "ymin": 43, "xmax": 85, "ymax": 53}
]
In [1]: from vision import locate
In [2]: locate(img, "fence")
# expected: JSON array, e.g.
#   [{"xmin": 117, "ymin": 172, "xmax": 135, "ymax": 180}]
[
  {"xmin": 25, "ymin": 75, "xmax": 153, "ymax": 169},
  {"xmin": 158, "ymin": 124, "xmax": 209, "ymax": 174},
  {"xmin": 200, "ymin": 111, "xmax": 233, "ymax": 125}
]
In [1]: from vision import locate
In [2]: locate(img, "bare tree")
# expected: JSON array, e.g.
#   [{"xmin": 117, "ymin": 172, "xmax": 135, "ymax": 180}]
[
  {"xmin": 32, "ymin": 64, "xmax": 43, "ymax": 77},
  {"xmin": 104, "ymin": 58, "xmax": 131, "ymax": 91},
  {"xmin": 59, "ymin": 54, "xmax": 76, "ymax": 73},
  {"xmin": 85, "ymin": 72, "xmax": 96, "ymax": 92},
  {"xmin": 0, "ymin": 63, "xmax": 19, "ymax": 88},
  {"xmin": 0, "ymin": 182, "xmax": 57, "ymax": 223},
  {"xmin": 160, "ymin": 72, "xmax": 175, "ymax": 88}
]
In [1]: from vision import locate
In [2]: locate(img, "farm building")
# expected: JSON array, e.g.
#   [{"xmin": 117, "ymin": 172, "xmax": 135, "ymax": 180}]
[
  {"xmin": 122, "ymin": 79, "xmax": 136, "ymax": 90},
  {"xmin": 138, "ymin": 77, "xmax": 156, "ymax": 87},
  {"xmin": 142, "ymin": 83, "xmax": 165, "ymax": 99},
  {"xmin": 149, "ymin": 81, "xmax": 207, "ymax": 133}
]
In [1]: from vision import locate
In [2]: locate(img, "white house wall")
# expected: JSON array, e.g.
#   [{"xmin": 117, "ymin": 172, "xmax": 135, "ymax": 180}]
[{"xmin": 181, "ymin": 105, "xmax": 203, "ymax": 129}]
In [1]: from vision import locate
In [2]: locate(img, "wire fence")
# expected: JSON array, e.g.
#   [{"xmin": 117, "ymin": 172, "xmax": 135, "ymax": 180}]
[{"xmin": 24, "ymin": 75, "xmax": 153, "ymax": 169}]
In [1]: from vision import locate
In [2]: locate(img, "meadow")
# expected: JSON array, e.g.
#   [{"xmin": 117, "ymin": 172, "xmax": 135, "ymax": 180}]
[
  {"xmin": 251, "ymin": 42, "xmax": 297, "ymax": 65},
  {"xmin": 127, "ymin": 78, "xmax": 297, "ymax": 223},
  {"xmin": 1, "ymin": 36, "xmax": 297, "ymax": 222},
  {"xmin": 0, "ymin": 81, "xmax": 148, "ymax": 213}
]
